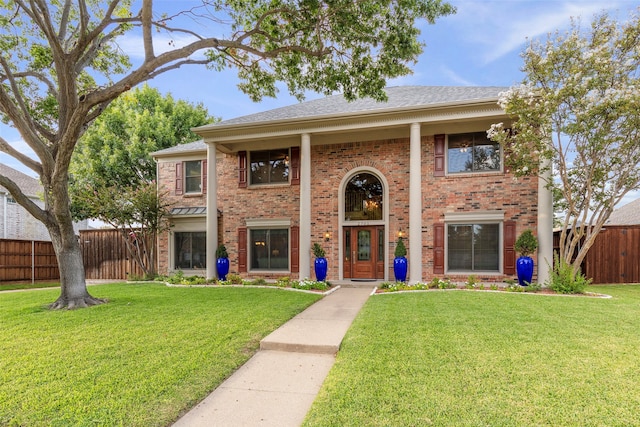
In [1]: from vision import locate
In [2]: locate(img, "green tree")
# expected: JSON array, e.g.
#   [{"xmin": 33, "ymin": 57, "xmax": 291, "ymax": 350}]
[
  {"xmin": 70, "ymin": 84, "xmax": 212, "ymax": 189},
  {"xmin": 72, "ymin": 179, "xmax": 172, "ymax": 278},
  {"xmin": 0, "ymin": 0, "xmax": 454, "ymax": 309},
  {"xmin": 68, "ymin": 85, "xmax": 211, "ymax": 279},
  {"xmin": 489, "ymin": 11, "xmax": 640, "ymax": 281}
]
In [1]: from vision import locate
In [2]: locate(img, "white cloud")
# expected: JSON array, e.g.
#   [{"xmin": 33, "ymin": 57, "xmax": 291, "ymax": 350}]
[{"xmin": 450, "ymin": 0, "xmax": 628, "ymax": 65}]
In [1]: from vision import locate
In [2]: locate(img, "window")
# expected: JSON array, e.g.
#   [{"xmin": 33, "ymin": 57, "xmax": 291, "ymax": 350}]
[
  {"xmin": 184, "ymin": 160, "xmax": 203, "ymax": 193},
  {"xmin": 250, "ymin": 149, "xmax": 289, "ymax": 185},
  {"xmin": 174, "ymin": 232, "xmax": 206, "ymax": 269},
  {"xmin": 448, "ymin": 132, "xmax": 501, "ymax": 173},
  {"xmin": 250, "ymin": 229, "xmax": 289, "ymax": 270},
  {"xmin": 344, "ymin": 173, "xmax": 383, "ymax": 221},
  {"xmin": 447, "ymin": 223, "xmax": 499, "ymax": 272}
]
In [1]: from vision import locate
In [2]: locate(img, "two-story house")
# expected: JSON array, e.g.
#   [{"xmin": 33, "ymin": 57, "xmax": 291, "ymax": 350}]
[
  {"xmin": 153, "ymin": 86, "xmax": 554, "ymax": 284},
  {"xmin": 0, "ymin": 163, "xmax": 52, "ymax": 241}
]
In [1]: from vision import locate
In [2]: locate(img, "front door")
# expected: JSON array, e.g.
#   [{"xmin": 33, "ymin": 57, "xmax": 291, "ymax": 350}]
[{"xmin": 343, "ymin": 226, "xmax": 384, "ymax": 280}]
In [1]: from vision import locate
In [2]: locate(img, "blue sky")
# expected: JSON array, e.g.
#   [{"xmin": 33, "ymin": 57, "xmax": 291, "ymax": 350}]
[{"xmin": 1, "ymin": 0, "xmax": 638, "ymax": 203}]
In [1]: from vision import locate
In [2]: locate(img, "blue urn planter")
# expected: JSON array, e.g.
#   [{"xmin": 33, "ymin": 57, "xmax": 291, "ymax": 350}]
[
  {"xmin": 393, "ymin": 256, "xmax": 408, "ymax": 282},
  {"xmin": 315, "ymin": 257, "xmax": 328, "ymax": 281},
  {"xmin": 216, "ymin": 258, "xmax": 229, "ymax": 281},
  {"xmin": 516, "ymin": 256, "xmax": 534, "ymax": 286}
]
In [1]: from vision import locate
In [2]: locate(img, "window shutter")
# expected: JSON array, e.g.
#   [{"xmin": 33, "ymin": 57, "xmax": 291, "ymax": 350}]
[
  {"xmin": 290, "ymin": 147, "xmax": 300, "ymax": 186},
  {"xmin": 175, "ymin": 162, "xmax": 183, "ymax": 195},
  {"xmin": 290, "ymin": 226, "xmax": 299, "ymax": 273},
  {"xmin": 434, "ymin": 223, "xmax": 445, "ymax": 274},
  {"xmin": 238, "ymin": 227, "xmax": 247, "ymax": 272},
  {"xmin": 238, "ymin": 151, "xmax": 247, "ymax": 188},
  {"xmin": 202, "ymin": 159, "xmax": 207, "ymax": 194},
  {"xmin": 504, "ymin": 220, "xmax": 516, "ymax": 275},
  {"xmin": 434, "ymin": 134, "xmax": 445, "ymax": 177}
]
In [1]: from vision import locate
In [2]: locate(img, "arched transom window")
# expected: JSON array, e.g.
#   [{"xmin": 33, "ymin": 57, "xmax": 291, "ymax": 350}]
[{"xmin": 344, "ymin": 173, "xmax": 383, "ymax": 221}]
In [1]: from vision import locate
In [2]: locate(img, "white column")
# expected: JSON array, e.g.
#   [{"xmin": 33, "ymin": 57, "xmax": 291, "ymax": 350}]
[
  {"xmin": 537, "ymin": 158, "xmax": 553, "ymax": 284},
  {"xmin": 299, "ymin": 134, "xmax": 312, "ymax": 280},
  {"xmin": 409, "ymin": 123, "xmax": 423, "ymax": 284},
  {"xmin": 206, "ymin": 143, "xmax": 218, "ymax": 279}
]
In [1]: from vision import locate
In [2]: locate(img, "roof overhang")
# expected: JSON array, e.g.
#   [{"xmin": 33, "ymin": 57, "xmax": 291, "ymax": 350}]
[{"xmin": 194, "ymin": 98, "xmax": 508, "ymax": 153}]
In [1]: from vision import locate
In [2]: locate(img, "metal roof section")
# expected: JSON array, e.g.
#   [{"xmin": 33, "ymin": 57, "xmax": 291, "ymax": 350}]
[{"xmin": 170, "ymin": 206, "xmax": 207, "ymax": 216}]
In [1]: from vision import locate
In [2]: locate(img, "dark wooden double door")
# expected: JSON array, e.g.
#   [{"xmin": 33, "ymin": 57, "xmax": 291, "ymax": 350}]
[{"xmin": 343, "ymin": 226, "xmax": 385, "ymax": 280}]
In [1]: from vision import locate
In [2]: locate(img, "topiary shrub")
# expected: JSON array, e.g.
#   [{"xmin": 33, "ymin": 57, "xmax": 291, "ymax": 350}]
[
  {"xmin": 515, "ymin": 229, "xmax": 538, "ymax": 257},
  {"xmin": 394, "ymin": 237, "xmax": 407, "ymax": 257},
  {"xmin": 312, "ymin": 242, "xmax": 325, "ymax": 258}
]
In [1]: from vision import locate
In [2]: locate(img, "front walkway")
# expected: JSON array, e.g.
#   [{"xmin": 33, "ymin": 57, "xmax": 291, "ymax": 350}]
[{"xmin": 172, "ymin": 286, "xmax": 374, "ymax": 427}]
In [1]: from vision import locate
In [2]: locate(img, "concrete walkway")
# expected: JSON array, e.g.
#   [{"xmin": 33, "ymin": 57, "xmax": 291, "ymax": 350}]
[{"xmin": 172, "ymin": 286, "xmax": 374, "ymax": 427}]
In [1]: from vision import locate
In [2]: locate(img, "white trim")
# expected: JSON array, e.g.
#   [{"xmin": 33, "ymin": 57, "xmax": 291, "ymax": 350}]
[
  {"xmin": 444, "ymin": 211, "xmax": 505, "ymax": 222},
  {"xmin": 245, "ymin": 218, "xmax": 292, "ymax": 228}
]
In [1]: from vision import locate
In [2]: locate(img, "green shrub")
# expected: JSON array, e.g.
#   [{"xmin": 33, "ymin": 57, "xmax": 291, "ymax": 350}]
[
  {"xmin": 547, "ymin": 254, "xmax": 590, "ymax": 294},
  {"xmin": 215, "ymin": 244, "xmax": 228, "ymax": 258},
  {"xmin": 225, "ymin": 274, "xmax": 244, "ymax": 285},
  {"xmin": 394, "ymin": 237, "xmax": 407, "ymax": 257},
  {"xmin": 465, "ymin": 274, "xmax": 480, "ymax": 289},
  {"xmin": 312, "ymin": 243, "xmax": 325, "ymax": 258},
  {"xmin": 515, "ymin": 229, "xmax": 538, "ymax": 257}
]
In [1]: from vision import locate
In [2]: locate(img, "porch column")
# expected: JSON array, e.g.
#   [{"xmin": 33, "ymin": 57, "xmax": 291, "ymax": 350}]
[
  {"xmin": 299, "ymin": 133, "xmax": 312, "ymax": 280},
  {"xmin": 537, "ymin": 158, "xmax": 553, "ymax": 284},
  {"xmin": 206, "ymin": 143, "xmax": 218, "ymax": 279},
  {"xmin": 409, "ymin": 123, "xmax": 422, "ymax": 283}
]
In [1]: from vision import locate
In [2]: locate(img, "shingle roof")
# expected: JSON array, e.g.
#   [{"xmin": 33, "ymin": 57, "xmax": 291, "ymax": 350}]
[
  {"xmin": 0, "ymin": 163, "xmax": 42, "ymax": 197},
  {"xmin": 606, "ymin": 198, "xmax": 640, "ymax": 225},
  {"xmin": 150, "ymin": 140, "xmax": 207, "ymax": 157},
  {"xmin": 154, "ymin": 86, "xmax": 508, "ymax": 158},
  {"xmin": 215, "ymin": 86, "xmax": 508, "ymax": 126}
]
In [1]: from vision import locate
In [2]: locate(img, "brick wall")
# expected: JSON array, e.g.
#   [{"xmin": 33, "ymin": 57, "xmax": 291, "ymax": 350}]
[{"xmin": 156, "ymin": 135, "xmax": 538, "ymax": 282}]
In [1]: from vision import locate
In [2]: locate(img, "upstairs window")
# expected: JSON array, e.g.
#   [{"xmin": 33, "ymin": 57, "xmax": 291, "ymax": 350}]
[
  {"xmin": 250, "ymin": 149, "xmax": 289, "ymax": 185},
  {"xmin": 184, "ymin": 160, "xmax": 203, "ymax": 193},
  {"xmin": 175, "ymin": 160, "xmax": 206, "ymax": 195},
  {"xmin": 448, "ymin": 132, "xmax": 501, "ymax": 173}
]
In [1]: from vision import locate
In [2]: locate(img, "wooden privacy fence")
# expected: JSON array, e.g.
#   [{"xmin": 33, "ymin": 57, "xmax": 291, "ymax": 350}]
[
  {"xmin": 554, "ymin": 225, "xmax": 640, "ymax": 284},
  {"xmin": 0, "ymin": 239, "xmax": 59, "ymax": 282},
  {"xmin": 80, "ymin": 229, "xmax": 149, "ymax": 280},
  {"xmin": 0, "ymin": 229, "xmax": 155, "ymax": 282}
]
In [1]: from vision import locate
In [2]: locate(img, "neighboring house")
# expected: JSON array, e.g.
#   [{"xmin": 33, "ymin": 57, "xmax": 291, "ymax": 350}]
[
  {"xmin": 0, "ymin": 163, "xmax": 89, "ymax": 241},
  {"xmin": 153, "ymin": 86, "xmax": 554, "ymax": 283}
]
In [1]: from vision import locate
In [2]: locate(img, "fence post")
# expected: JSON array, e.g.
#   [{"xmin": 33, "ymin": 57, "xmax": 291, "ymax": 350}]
[{"xmin": 32, "ymin": 240, "xmax": 35, "ymax": 284}]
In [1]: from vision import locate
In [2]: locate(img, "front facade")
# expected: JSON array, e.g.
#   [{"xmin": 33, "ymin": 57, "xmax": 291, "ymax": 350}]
[{"xmin": 154, "ymin": 86, "xmax": 553, "ymax": 284}]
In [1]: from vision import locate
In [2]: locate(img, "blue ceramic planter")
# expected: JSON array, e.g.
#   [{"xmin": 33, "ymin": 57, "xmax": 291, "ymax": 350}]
[
  {"xmin": 315, "ymin": 257, "xmax": 328, "ymax": 281},
  {"xmin": 394, "ymin": 256, "xmax": 408, "ymax": 282},
  {"xmin": 516, "ymin": 256, "xmax": 534, "ymax": 286},
  {"xmin": 217, "ymin": 257, "xmax": 229, "ymax": 281}
]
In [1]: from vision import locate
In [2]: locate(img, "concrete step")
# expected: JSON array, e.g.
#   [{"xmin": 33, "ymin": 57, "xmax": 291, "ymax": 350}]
[{"xmin": 260, "ymin": 287, "xmax": 372, "ymax": 354}]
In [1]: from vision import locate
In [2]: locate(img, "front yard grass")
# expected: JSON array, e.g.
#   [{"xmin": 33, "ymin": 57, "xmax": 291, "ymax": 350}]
[
  {"xmin": 0, "ymin": 283, "xmax": 321, "ymax": 426},
  {"xmin": 304, "ymin": 285, "xmax": 640, "ymax": 426}
]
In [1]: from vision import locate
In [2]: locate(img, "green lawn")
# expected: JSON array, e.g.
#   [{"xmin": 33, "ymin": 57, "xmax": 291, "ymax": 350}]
[
  {"xmin": 303, "ymin": 285, "xmax": 640, "ymax": 426},
  {"xmin": 0, "ymin": 283, "xmax": 321, "ymax": 426}
]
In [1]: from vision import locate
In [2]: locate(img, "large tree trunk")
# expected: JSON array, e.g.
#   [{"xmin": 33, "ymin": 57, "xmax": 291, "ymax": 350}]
[{"xmin": 47, "ymin": 205, "xmax": 105, "ymax": 310}]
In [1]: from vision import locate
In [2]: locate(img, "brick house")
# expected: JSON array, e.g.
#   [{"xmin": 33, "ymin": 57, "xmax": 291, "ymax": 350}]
[{"xmin": 152, "ymin": 86, "xmax": 554, "ymax": 284}]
